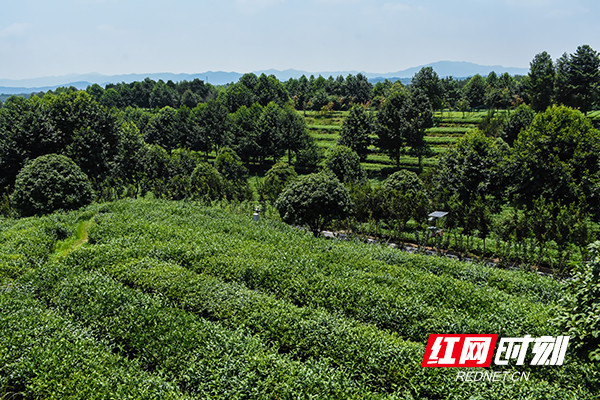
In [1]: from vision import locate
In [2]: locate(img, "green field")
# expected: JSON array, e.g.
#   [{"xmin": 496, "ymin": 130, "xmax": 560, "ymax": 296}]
[{"xmin": 1, "ymin": 199, "xmax": 597, "ymax": 399}]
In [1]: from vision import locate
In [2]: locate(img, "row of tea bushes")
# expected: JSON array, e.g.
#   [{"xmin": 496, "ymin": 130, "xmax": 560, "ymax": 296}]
[
  {"xmin": 0, "ymin": 287, "xmax": 186, "ymax": 399},
  {"xmin": 86, "ymin": 200, "xmax": 555, "ymax": 342},
  {"xmin": 23, "ymin": 260, "xmax": 388, "ymax": 399}
]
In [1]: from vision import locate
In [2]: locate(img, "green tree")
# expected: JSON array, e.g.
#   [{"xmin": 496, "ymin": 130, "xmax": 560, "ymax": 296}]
[
  {"xmin": 229, "ymin": 103, "xmax": 263, "ymax": 163},
  {"xmin": 411, "ymin": 67, "xmax": 444, "ymax": 110},
  {"xmin": 323, "ymin": 145, "xmax": 367, "ymax": 184},
  {"xmin": 555, "ymin": 45, "xmax": 600, "ymax": 113},
  {"xmin": 255, "ymin": 73, "xmax": 289, "ymax": 107},
  {"xmin": 12, "ymin": 154, "xmax": 93, "ymax": 216},
  {"xmin": 275, "ymin": 172, "xmax": 352, "ymax": 236},
  {"xmin": 509, "ymin": 105, "xmax": 600, "ymax": 213},
  {"xmin": 188, "ymin": 100, "xmax": 230, "ymax": 157},
  {"xmin": 382, "ymin": 170, "xmax": 430, "ymax": 232},
  {"xmin": 527, "ymin": 51, "xmax": 555, "ymax": 111},
  {"xmin": 190, "ymin": 162, "xmax": 224, "ymax": 201},
  {"xmin": 219, "ymin": 83, "xmax": 257, "ymax": 113},
  {"xmin": 339, "ymin": 105, "xmax": 374, "ymax": 161},
  {"xmin": 376, "ymin": 90, "xmax": 433, "ymax": 169},
  {"xmin": 433, "ymin": 130, "xmax": 508, "ymax": 205},
  {"xmin": 143, "ymin": 106, "xmax": 181, "ymax": 151},
  {"xmin": 279, "ymin": 105, "xmax": 310, "ymax": 164},
  {"xmin": 0, "ymin": 92, "xmax": 119, "ymax": 188},
  {"xmin": 214, "ymin": 147, "xmax": 251, "ymax": 201},
  {"xmin": 258, "ymin": 162, "xmax": 297, "ymax": 203},
  {"xmin": 501, "ymin": 104, "xmax": 535, "ymax": 146},
  {"xmin": 149, "ymin": 80, "xmax": 178, "ymax": 108},
  {"xmin": 463, "ymin": 74, "xmax": 487, "ymax": 109},
  {"xmin": 256, "ymin": 102, "xmax": 286, "ymax": 164},
  {"xmin": 343, "ymin": 73, "xmax": 372, "ymax": 104},
  {"xmin": 165, "ymin": 148, "xmax": 201, "ymax": 200}
]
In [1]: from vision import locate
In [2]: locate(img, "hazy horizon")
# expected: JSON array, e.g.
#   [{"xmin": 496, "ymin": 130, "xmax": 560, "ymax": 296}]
[{"xmin": 2, "ymin": 0, "xmax": 599, "ymax": 80}]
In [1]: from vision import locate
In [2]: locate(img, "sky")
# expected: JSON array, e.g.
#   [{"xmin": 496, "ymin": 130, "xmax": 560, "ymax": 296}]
[{"xmin": 1, "ymin": 0, "xmax": 600, "ymax": 79}]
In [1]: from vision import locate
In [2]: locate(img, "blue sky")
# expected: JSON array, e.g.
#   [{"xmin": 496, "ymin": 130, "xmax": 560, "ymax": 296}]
[{"xmin": 1, "ymin": 0, "xmax": 599, "ymax": 79}]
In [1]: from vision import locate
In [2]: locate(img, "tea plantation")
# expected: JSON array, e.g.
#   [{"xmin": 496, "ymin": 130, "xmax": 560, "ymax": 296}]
[{"xmin": 1, "ymin": 199, "xmax": 598, "ymax": 399}]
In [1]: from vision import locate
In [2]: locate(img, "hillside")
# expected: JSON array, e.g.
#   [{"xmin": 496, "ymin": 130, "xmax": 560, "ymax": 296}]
[{"xmin": 1, "ymin": 199, "xmax": 596, "ymax": 399}]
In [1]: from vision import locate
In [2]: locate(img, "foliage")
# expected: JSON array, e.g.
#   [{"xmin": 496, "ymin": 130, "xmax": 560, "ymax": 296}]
[
  {"xmin": 214, "ymin": 147, "xmax": 252, "ymax": 201},
  {"xmin": 502, "ymin": 104, "xmax": 535, "ymax": 146},
  {"xmin": 555, "ymin": 45, "xmax": 600, "ymax": 113},
  {"xmin": 376, "ymin": 90, "xmax": 433, "ymax": 169},
  {"xmin": 410, "ymin": 67, "xmax": 444, "ymax": 110},
  {"xmin": 275, "ymin": 172, "xmax": 352, "ymax": 236},
  {"xmin": 0, "ymin": 92, "xmax": 119, "ymax": 189},
  {"xmin": 463, "ymin": 74, "xmax": 487, "ymax": 109},
  {"xmin": 12, "ymin": 154, "xmax": 93, "ymax": 216},
  {"xmin": 1, "ymin": 200, "xmax": 597, "ymax": 398},
  {"xmin": 527, "ymin": 51, "xmax": 555, "ymax": 112},
  {"xmin": 509, "ymin": 105, "xmax": 600, "ymax": 214},
  {"xmin": 381, "ymin": 170, "xmax": 430, "ymax": 231},
  {"xmin": 190, "ymin": 162, "xmax": 224, "ymax": 201},
  {"xmin": 258, "ymin": 162, "xmax": 297, "ymax": 203},
  {"xmin": 338, "ymin": 105, "xmax": 374, "ymax": 161},
  {"xmin": 294, "ymin": 141, "xmax": 324, "ymax": 173},
  {"xmin": 433, "ymin": 130, "xmax": 508, "ymax": 205},
  {"xmin": 323, "ymin": 145, "xmax": 367, "ymax": 184},
  {"xmin": 559, "ymin": 241, "xmax": 600, "ymax": 362}
]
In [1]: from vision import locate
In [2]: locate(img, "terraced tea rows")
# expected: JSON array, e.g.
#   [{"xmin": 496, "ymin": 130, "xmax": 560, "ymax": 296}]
[
  {"xmin": 304, "ymin": 110, "xmax": 483, "ymax": 173},
  {"xmin": 0, "ymin": 199, "xmax": 597, "ymax": 399}
]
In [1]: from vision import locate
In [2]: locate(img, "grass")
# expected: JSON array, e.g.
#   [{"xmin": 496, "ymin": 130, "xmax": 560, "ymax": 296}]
[{"xmin": 53, "ymin": 219, "xmax": 93, "ymax": 258}]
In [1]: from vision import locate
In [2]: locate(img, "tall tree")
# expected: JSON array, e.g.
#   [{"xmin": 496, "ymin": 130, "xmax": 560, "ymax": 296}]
[
  {"xmin": 555, "ymin": 45, "xmax": 600, "ymax": 113},
  {"xmin": 527, "ymin": 51, "xmax": 555, "ymax": 111},
  {"xmin": 463, "ymin": 74, "xmax": 487, "ymax": 109},
  {"xmin": 509, "ymin": 105, "xmax": 600, "ymax": 213},
  {"xmin": 568, "ymin": 45, "xmax": 600, "ymax": 113},
  {"xmin": 338, "ymin": 105, "xmax": 374, "ymax": 161},
  {"xmin": 376, "ymin": 90, "xmax": 433, "ymax": 170},
  {"xmin": 410, "ymin": 67, "xmax": 444, "ymax": 110}
]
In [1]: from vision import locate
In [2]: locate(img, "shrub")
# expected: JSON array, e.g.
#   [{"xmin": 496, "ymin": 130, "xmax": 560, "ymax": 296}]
[{"xmin": 12, "ymin": 154, "xmax": 93, "ymax": 216}]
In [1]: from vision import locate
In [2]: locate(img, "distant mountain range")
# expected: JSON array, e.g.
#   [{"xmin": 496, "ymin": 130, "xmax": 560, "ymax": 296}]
[{"xmin": 0, "ymin": 61, "xmax": 529, "ymax": 95}]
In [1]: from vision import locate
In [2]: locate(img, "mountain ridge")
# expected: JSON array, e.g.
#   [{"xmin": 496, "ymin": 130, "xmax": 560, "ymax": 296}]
[{"xmin": 0, "ymin": 61, "xmax": 529, "ymax": 95}]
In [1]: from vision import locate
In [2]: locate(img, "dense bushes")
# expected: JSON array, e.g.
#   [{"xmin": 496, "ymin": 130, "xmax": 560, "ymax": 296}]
[{"xmin": 12, "ymin": 154, "xmax": 93, "ymax": 216}]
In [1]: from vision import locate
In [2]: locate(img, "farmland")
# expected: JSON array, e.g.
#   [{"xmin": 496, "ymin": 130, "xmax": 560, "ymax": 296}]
[{"xmin": 1, "ymin": 199, "xmax": 598, "ymax": 399}]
